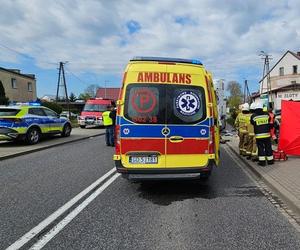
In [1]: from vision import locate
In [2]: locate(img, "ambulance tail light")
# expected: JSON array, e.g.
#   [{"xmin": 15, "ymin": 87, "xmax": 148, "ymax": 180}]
[
  {"xmin": 208, "ymin": 126, "xmax": 215, "ymax": 154},
  {"xmin": 115, "ymin": 125, "xmax": 121, "ymax": 154}
]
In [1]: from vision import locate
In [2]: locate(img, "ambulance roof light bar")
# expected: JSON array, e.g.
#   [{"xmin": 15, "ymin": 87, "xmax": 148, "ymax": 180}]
[{"xmin": 131, "ymin": 57, "xmax": 203, "ymax": 65}]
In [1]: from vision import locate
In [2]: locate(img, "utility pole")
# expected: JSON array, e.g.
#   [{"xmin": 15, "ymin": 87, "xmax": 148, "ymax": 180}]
[
  {"xmin": 259, "ymin": 51, "xmax": 272, "ymax": 106},
  {"xmin": 243, "ymin": 79, "xmax": 251, "ymax": 104},
  {"xmin": 56, "ymin": 62, "xmax": 70, "ymax": 117}
]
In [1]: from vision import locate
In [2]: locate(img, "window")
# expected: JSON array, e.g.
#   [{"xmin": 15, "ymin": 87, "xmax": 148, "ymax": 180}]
[
  {"xmin": 11, "ymin": 78, "xmax": 17, "ymax": 89},
  {"xmin": 28, "ymin": 108, "xmax": 46, "ymax": 116},
  {"xmin": 166, "ymin": 85, "xmax": 206, "ymax": 124},
  {"xmin": 124, "ymin": 83, "xmax": 206, "ymax": 124},
  {"xmin": 0, "ymin": 108, "xmax": 20, "ymax": 116},
  {"xmin": 83, "ymin": 104, "xmax": 108, "ymax": 112},
  {"xmin": 293, "ymin": 65, "xmax": 298, "ymax": 74},
  {"xmin": 28, "ymin": 82, "xmax": 33, "ymax": 92},
  {"xmin": 124, "ymin": 84, "xmax": 164, "ymax": 124},
  {"xmin": 43, "ymin": 108, "xmax": 57, "ymax": 117}
]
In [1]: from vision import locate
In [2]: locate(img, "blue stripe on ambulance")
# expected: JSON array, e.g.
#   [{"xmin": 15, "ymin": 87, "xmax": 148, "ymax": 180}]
[{"xmin": 119, "ymin": 117, "xmax": 211, "ymax": 138}]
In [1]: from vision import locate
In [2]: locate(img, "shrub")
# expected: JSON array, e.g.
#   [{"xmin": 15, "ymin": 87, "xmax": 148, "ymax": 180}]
[{"xmin": 41, "ymin": 101, "xmax": 62, "ymax": 114}]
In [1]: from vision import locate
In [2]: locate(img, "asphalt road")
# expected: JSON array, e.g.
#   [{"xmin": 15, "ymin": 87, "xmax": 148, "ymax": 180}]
[{"xmin": 0, "ymin": 137, "xmax": 300, "ymax": 250}]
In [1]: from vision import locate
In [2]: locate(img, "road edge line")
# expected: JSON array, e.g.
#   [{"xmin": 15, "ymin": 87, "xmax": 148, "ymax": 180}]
[{"xmin": 0, "ymin": 133, "xmax": 104, "ymax": 161}]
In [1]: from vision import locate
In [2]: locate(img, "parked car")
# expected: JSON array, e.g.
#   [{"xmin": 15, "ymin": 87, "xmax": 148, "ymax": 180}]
[
  {"xmin": 0, "ymin": 103, "xmax": 72, "ymax": 144},
  {"xmin": 60, "ymin": 111, "xmax": 78, "ymax": 119}
]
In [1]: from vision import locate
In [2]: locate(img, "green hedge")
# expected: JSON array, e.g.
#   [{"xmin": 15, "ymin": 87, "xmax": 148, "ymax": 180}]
[{"xmin": 41, "ymin": 101, "xmax": 62, "ymax": 114}]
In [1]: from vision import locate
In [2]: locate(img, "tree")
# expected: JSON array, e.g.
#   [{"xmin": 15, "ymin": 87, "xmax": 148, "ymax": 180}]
[
  {"xmin": 226, "ymin": 81, "xmax": 243, "ymax": 122},
  {"xmin": 0, "ymin": 80, "xmax": 9, "ymax": 105},
  {"xmin": 69, "ymin": 92, "xmax": 77, "ymax": 102},
  {"xmin": 78, "ymin": 93, "xmax": 91, "ymax": 101},
  {"xmin": 227, "ymin": 81, "xmax": 243, "ymax": 110},
  {"xmin": 84, "ymin": 84, "xmax": 100, "ymax": 98},
  {"xmin": 41, "ymin": 101, "xmax": 62, "ymax": 114}
]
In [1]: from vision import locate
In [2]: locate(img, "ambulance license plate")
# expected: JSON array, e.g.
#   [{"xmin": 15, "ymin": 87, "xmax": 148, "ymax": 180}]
[{"xmin": 129, "ymin": 156, "xmax": 158, "ymax": 164}]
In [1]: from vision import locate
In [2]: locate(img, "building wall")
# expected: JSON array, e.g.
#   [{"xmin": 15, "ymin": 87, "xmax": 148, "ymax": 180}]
[
  {"xmin": 0, "ymin": 69, "xmax": 37, "ymax": 102},
  {"xmin": 213, "ymin": 79, "xmax": 226, "ymax": 117},
  {"xmin": 260, "ymin": 52, "xmax": 300, "ymax": 93}
]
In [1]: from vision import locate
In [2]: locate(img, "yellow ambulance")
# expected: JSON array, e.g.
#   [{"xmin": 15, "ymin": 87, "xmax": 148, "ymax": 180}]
[{"xmin": 114, "ymin": 57, "xmax": 219, "ymax": 180}]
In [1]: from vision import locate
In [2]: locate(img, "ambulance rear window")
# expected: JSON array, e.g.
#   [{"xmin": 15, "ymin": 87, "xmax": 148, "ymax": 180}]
[
  {"xmin": 124, "ymin": 84, "xmax": 165, "ymax": 124},
  {"xmin": 124, "ymin": 84, "xmax": 206, "ymax": 124},
  {"xmin": 166, "ymin": 86, "xmax": 206, "ymax": 124}
]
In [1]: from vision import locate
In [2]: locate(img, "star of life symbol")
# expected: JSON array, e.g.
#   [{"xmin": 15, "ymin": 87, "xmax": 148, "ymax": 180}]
[
  {"xmin": 175, "ymin": 91, "xmax": 200, "ymax": 116},
  {"xmin": 123, "ymin": 128, "xmax": 130, "ymax": 135}
]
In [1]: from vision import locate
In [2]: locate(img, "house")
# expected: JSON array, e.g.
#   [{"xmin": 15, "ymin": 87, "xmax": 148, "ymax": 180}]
[
  {"xmin": 259, "ymin": 50, "xmax": 300, "ymax": 111},
  {"xmin": 96, "ymin": 87, "xmax": 121, "ymax": 101},
  {"xmin": 40, "ymin": 94, "xmax": 56, "ymax": 102},
  {"xmin": 0, "ymin": 67, "xmax": 37, "ymax": 103}
]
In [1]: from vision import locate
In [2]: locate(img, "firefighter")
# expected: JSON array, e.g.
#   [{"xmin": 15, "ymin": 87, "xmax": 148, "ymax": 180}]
[
  {"xmin": 250, "ymin": 101, "xmax": 274, "ymax": 166},
  {"xmin": 235, "ymin": 103, "xmax": 249, "ymax": 155},
  {"xmin": 245, "ymin": 103, "xmax": 258, "ymax": 161}
]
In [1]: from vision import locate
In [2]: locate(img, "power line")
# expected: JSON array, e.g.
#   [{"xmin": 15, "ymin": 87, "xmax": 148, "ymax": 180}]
[
  {"xmin": 0, "ymin": 42, "xmax": 32, "ymax": 59},
  {"xmin": 65, "ymin": 69, "xmax": 89, "ymax": 86}
]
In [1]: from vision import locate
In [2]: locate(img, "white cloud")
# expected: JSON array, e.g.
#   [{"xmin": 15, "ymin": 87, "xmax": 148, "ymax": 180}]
[{"xmin": 0, "ymin": 0, "xmax": 300, "ymax": 86}]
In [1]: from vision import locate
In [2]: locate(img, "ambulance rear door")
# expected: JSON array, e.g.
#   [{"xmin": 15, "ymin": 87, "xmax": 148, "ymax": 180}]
[{"xmin": 164, "ymin": 82, "xmax": 210, "ymax": 168}]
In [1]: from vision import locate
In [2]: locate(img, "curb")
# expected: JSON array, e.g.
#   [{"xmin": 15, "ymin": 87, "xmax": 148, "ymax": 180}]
[
  {"xmin": 226, "ymin": 141, "xmax": 300, "ymax": 217},
  {"xmin": 0, "ymin": 133, "xmax": 105, "ymax": 161}
]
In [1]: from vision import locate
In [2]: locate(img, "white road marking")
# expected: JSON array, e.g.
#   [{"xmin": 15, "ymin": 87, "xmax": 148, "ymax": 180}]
[
  {"xmin": 6, "ymin": 168, "xmax": 116, "ymax": 250},
  {"xmin": 29, "ymin": 173, "xmax": 120, "ymax": 250}
]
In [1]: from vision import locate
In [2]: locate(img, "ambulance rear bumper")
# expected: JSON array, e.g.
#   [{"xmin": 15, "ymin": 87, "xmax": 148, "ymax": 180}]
[{"xmin": 115, "ymin": 159, "xmax": 214, "ymax": 180}]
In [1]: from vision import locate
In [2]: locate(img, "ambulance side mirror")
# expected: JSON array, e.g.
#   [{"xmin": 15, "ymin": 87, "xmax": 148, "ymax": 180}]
[{"xmin": 116, "ymin": 100, "xmax": 124, "ymax": 106}]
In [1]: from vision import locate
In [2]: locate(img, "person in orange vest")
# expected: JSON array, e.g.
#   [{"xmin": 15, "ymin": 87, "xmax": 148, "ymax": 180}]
[{"xmin": 268, "ymin": 106, "xmax": 277, "ymax": 143}]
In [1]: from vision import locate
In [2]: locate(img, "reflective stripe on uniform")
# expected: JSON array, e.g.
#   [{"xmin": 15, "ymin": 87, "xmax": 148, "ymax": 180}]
[
  {"xmin": 267, "ymin": 155, "xmax": 274, "ymax": 161},
  {"xmin": 259, "ymin": 156, "xmax": 265, "ymax": 161},
  {"xmin": 255, "ymin": 133, "xmax": 270, "ymax": 138}
]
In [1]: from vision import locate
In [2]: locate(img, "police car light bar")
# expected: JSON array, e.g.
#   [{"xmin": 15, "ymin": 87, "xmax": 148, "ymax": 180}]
[
  {"xmin": 131, "ymin": 57, "xmax": 203, "ymax": 65},
  {"xmin": 16, "ymin": 102, "xmax": 41, "ymax": 106}
]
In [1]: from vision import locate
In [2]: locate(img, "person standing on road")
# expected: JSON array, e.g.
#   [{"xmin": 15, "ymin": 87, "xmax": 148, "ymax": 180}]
[
  {"xmin": 234, "ymin": 103, "xmax": 249, "ymax": 155},
  {"xmin": 250, "ymin": 101, "xmax": 274, "ymax": 166},
  {"xmin": 109, "ymin": 105, "xmax": 117, "ymax": 147},
  {"xmin": 102, "ymin": 106, "xmax": 113, "ymax": 146},
  {"xmin": 246, "ymin": 103, "xmax": 258, "ymax": 161}
]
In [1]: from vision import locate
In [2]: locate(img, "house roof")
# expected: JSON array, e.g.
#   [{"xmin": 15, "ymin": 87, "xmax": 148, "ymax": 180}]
[
  {"xmin": 259, "ymin": 83, "xmax": 300, "ymax": 95},
  {"xmin": 0, "ymin": 67, "xmax": 36, "ymax": 80},
  {"xmin": 96, "ymin": 88, "xmax": 120, "ymax": 100},
  {"xmin": 259, "ymin": 50, "xmax": 300, "ymax": 83}
]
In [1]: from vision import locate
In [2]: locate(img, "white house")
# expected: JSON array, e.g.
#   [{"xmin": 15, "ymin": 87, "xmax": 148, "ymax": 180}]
[{"xmin": 259, "ymin": 50, "xmax": 300, "ymax": 111}]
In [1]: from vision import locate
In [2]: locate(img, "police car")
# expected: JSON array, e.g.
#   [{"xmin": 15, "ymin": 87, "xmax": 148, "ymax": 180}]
[{"xmin": 0, "ymin": 103, "xmax": 72, "ymax": 144}]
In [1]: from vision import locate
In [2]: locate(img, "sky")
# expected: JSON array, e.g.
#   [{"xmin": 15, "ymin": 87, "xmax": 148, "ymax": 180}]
[{"xmin": 0, "ymin": 0, "xmax": 300, "ymax": 98}]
